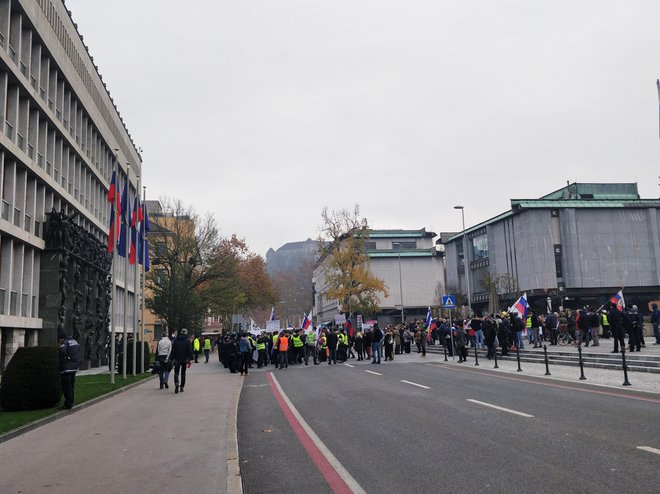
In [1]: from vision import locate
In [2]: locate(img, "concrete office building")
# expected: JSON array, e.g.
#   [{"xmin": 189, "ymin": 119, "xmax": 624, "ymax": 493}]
[
  {"xmin": 0, "ymin": 0, "xmax": 141, "ymax": 369},
  {"xmin": 442, "ymin": 183, "xmax": 660, "ymax": 314},
  {"xmin": 313, "ymin": 229, "xmax": 444, "ymax": 326}
]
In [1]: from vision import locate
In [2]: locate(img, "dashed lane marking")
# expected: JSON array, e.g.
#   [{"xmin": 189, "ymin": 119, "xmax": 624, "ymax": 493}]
[
  {"xmin": 400, "ymin": 380, "xmax": 430, "ymax": 390},
  {"xmin": 466, "ymin": 399, "xmax": 534, "ymax": 418},
  {"xmin": 344, "ymin": 364, "xmax": 355, "ymax": 368},
  {"xmin": 637, "ymin": 446, "xmax": 660, "ymax": 455},
  {"xmin": 364, "ymin": 370, "xmax": 382, "ymax": 376}
]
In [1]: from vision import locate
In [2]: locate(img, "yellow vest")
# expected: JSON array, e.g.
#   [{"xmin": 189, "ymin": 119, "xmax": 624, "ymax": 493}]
[
  {"xmin": 526, "ymin": 317, "xmax": 532, "ymax": 329},
  {"xmin": 602, "ymin": 314, "xmax": 609, "ymax": 326},
  {"xmin": 292, "ymin": 336, "xmax": 303, "ymax": 348}
]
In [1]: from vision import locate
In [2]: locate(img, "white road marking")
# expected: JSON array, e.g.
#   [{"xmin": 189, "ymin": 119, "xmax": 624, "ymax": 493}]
[
  {"xmin": 466, "ymin": 399, "xmax": 534, "ymax": 418},
  {"xmin": 637, "ymin": 446, "xmax": 660, "ymax": 455},
  {"xmin": 344, "ymin": 364, "xmax": 355, "ymax": 368},
  {"xmin": 270, "ymin": 374, "xmax": 367, "ymax": 494},
  {"xmin": 364, "ymin": 370, "xmax": 382, "ymax": 376},
  {"xmin": 400, "ymin": 380, "xmax": 430, "ymax": 390}
]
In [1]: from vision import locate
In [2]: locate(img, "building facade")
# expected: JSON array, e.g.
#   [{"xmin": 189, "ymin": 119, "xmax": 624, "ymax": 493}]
[
  {"xmin": 313, "ymin": 228, "xmax": 444, "ymax": 326},
  {"xmin": 442, "ymin": 183, "xmax": 660, "ymax": 315},
  {"xmin": 0, "ymin": 0, "xmax": 141, "ymax": 370}
]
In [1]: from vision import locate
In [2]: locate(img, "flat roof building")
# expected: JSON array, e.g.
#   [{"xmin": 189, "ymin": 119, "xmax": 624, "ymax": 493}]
[
  {"xmin": 313, "ymin": 228, "xmax": 444, "ymax": 326},
  {"xmin": 0, "ymin": 0, "xmax": 141, "ymax": 369},
  {"xmin": 441, "ymin": 183, "xmax": 660, "ymax": 315}
]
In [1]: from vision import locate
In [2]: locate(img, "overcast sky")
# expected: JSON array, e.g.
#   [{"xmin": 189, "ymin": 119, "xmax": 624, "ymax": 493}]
[{"xmin": 66, "ymin": 0, "xmax": 660, "ymax": 256}]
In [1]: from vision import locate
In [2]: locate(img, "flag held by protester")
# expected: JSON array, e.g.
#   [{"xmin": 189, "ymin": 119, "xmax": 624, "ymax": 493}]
[{"xmin": 609, "ymin": 290, "xmax": 625, "ymax": 311}]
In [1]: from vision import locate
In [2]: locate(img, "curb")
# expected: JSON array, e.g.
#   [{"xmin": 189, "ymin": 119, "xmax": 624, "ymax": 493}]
[
  {"xmin": 226, "ymin": 377, "xmax": 244, "ymax": 494},
  {"xmin": 0, "ymin": 374, "xmax": 157, "ymax": 445}
]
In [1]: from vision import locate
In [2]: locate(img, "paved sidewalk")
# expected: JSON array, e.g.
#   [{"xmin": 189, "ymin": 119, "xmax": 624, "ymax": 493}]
[{"xmin": 0, "ymin": 360, "xmax": 243, "ymax": 494}]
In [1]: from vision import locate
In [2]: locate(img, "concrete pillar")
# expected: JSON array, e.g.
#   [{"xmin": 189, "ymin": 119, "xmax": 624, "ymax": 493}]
[{"xmin": 26, "ymin": 328, "xmax": 38, "ymax": 347}]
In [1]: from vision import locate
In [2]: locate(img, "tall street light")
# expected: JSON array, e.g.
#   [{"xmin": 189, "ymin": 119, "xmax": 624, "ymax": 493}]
[{"xmin": 454, "ymin": 206, "xmax": 472, "ymax": 317}]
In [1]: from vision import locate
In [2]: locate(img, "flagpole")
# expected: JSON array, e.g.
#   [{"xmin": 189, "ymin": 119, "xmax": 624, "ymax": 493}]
[
  {"xmin": 132, "ymin": 175, "xmax": 141, "ymax": 376},
  {"xmin": 109, "ymin": 157, "xmax": 117, "ymax": 384},
  {"xmin": 122, "ymin": 164, "xmax": 130, "ymax": 379},
  {"xmin": 140, "ymin": 185, "xmax": 146, "ymax": 373}
]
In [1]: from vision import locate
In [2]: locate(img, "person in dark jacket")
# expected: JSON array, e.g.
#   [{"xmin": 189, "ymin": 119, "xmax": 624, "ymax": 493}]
[
  {"xmin": 626, "ymin": 305, "xmax": 643, "ymax": 352},
  {"xmin": 171, "ymin": 328, "xmax": 193, "ymax": 394},
  {"xmin": 371, "ymin": 324, "xmax": 383, "ymax": 364},
  {"xmin": 606, "ymin": 304, "xmax": 625, "ymax": 353},
  {"xmin": 58, "ymin": 330, "xmax": 79, "ymax": 410},
  {"xmin": 483, "ymin": 316, "xmax": 497, "ymax": 359},
  {"xmin": 652, "ymin": 303, "xmax": 660, "ymax": 345},
  {"xmin": 326, "ymin": 330, "xmax": 339, "ymax": 365},
  {"xmin": 497, "ymin": 314, "xmax": 511, "ymax": 356}
]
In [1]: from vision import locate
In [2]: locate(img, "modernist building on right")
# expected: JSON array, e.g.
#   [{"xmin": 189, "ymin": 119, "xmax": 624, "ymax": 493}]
[{"xmin": 441, "ymin": 183, "xmax": 660, "ymax": 315}]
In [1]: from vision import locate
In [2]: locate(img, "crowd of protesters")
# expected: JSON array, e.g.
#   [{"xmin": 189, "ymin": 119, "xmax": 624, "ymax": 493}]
[{"xmin": 153, "ymin": 300, "xmax": 658, "ymax": 384}]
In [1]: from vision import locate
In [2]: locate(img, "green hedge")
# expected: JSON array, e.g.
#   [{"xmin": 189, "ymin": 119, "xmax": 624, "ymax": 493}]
[
  {"xmin": 117, "ymin": 341, "xmax": 151, "ymax": 374},
  {"xmin": 0, "ymin": 346, "xmax": 62, "ymax": 411}
]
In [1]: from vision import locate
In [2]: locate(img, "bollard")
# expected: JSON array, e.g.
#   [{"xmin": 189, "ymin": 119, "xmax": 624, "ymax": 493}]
[
  {"xmin": 474, "ymin": 345, "xmax": 479, "ymax": 366},
  {"xmin": 621, "ymin": 347, "xmax": 631, "ymax": 386},
  {"xmin": 577, "ymin": 345, "xmax": 586, "ymax": 380},
  {"xmin": 493, "ymin": 349, "xmax": 499, "ymax": 369},
  {"xmin": 543, "ymin": 344, "xmax": 551, "ymax": 376},
  {"xmin": 516, "ymin": 346, "xmax": 522, "ymax": 372},
  {"xmin": 443, "ymin": 341, "xmax": 448, "ymax": 362}
]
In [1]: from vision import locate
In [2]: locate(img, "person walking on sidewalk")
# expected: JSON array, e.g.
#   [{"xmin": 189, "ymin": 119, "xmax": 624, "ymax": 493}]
[
  {"xmin": 193, "ymin": 335, "xmax": 201, "ymax": 363},
  {"xmin": 172, "ymin": 328, "xmax": 193, "ymax": 394},
  {"xmin": 606, "ymin": 304, "xmax": 625, "ymax": 353},
  {"xmin": 58, "ymin": 330, "xmax": 79, "ymax": 410},
  {"xmin": 156, "ymin": 333, "xmax": 172, "ymax": 389},
  {"xmin": 203, "ymin": 336, "xmax": 212, "ymax": 363},
  {"xmin": 238, "ymin": 333, "xmax": 252, "ymax": 375}
]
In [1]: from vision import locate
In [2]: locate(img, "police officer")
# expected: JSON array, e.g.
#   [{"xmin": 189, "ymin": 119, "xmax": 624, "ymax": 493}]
[{"xmin": 256, "ymin": 334, "xmax": 268, "ymax": 368}]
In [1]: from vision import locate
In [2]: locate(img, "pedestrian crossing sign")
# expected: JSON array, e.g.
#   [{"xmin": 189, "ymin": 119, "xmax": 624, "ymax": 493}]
[{"xmin": 442, "ymin": 295, "xmax": 456, "ymax": 309}]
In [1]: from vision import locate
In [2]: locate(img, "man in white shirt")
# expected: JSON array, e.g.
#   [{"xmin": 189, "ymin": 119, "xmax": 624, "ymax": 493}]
[{"xmin": 156, "ymin": 333, "xmax": 172, "ymax": 389}]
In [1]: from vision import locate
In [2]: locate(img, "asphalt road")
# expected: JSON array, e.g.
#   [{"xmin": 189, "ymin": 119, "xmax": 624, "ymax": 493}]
[{"xmin": 238, "ymin": 356, "xmax": 660, "ymax": 494}]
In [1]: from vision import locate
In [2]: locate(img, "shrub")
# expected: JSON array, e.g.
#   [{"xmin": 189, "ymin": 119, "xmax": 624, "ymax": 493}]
[
  {"xmin": 0, "ymin": 346, "xmax": 62, "ymax": 411},
  {"xmin": 118, "ymin": 341, "xmax": 151, "ymax": 374}
]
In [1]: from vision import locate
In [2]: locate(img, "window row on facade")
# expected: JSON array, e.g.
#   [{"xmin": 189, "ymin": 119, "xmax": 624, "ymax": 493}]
[
  {"xmin": 0, "ymin": 0, "xmax": 125, "ymax": 219},
  {"xmin": 0, "ymin": 233, "xmax": 38, "ymax": 318}
]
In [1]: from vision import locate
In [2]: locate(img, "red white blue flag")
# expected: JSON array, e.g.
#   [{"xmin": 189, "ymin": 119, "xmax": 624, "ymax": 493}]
[
  {"xmin": 269, "ymin": 306, "xmax": 276, "ymax": 321},
  {"xmin": 609, "ymin": 290, "xmax": 625, "ymax": 312},
  {"xmin": 302, "ymin": 313, "xmax": 311, "ymax": 330},
  {"xmin": 117, "ymin": 179, "xmax": 129, "ymax": 258},
  {"xmin": 509, "ymin": 293, "xmax": 529, "ymax": 319},
  {"xmin": 345, "ymin": 317, "xmax": 354, "ymax": 337}
]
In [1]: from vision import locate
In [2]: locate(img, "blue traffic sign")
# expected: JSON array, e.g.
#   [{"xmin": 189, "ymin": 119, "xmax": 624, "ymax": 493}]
[{"xmin": 442, "ymin": 295, "xmax": 456, "ymax": 309}]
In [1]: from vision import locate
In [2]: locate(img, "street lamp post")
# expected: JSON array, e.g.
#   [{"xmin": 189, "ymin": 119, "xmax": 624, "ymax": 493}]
[
  {"xmin": 398, "ymin": 252, "xmax": 404, "ymax": 324},
  {"xmin": 454, "ymin": 206, "xmax": 472, "ymax": 317}
]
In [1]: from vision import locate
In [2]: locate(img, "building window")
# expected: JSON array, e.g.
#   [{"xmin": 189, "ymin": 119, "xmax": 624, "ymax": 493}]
[
  {"xmin": 364, "ymin": 241, "xmax": 376, "ymax": 250},
  {"xmin": 392, "ymin": 241, "xmax": 416, "ymax": 249},
  {"xmin": 472, "ymin": 234, "xmax": 488, "ymax": 260}
]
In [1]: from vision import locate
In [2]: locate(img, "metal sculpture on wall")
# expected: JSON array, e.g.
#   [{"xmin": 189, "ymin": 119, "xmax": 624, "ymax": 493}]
[{"xmin": 45, "ymin": 208, "xmax": 113, "ymax": 368}]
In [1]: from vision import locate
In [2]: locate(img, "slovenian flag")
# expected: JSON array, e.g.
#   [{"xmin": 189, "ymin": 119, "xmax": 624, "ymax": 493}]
[
  {"xmin": 107, "ymin": 170, "xmax": 116, "ymax": 204},
  {"xmin": 425, "ymin": 306, "xmax": 433, "ymax": 341},
  {"xmin": 117, "ymin": 179, "xmax": 129, "ymax": 258},
  {"xmin": 302, "ymin": 313, "xmax": 311, "ymax": 330},
  {"xmin": 129, "ymin": 196, "xmax": 142, "ymax": 265},
  {"xmin": 138, "ymin": 202, "xmax": 150, "ymax": 271},
  {"xmin": 509, "ymin": 293, "xmax": 529, "ymax": 319},
  {"xmin": 609, "ymin": 290, "xmax": 625, "ymax": 312},
  {"xmin": 345, "ymin": 317, "xmax": 354, "ymax": 337},
  {"xmin": 107, "ymin": 206, "xmax": 116, "ymax": 253},
  {"xmin": 269, "ymin": 306, "xmax": 276, "ymax": 321}
]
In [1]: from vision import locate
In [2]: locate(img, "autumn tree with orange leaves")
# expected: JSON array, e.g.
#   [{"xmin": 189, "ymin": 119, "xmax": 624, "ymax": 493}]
[{"xmin": 318, "ymin": 205, "xmax": 388, "ymax": 316}]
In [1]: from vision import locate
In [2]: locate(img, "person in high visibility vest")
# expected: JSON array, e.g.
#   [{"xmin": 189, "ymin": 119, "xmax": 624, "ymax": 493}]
[
  {"xmin": 291, "ymin": 331, "xmax": 304, "ymax": 364},
  {"xmin": 256, "ymin": 334, "xmax": 268, "ymax": 368},
  {"xmin": 305, "ymin": 329, "xmax": 318, "ymax": 365},
  {"xmin": 271, "ymin": 332, "xmax": 279, "ymax": 366},
  {"xmin": 276, "ymin": 331, "xmax": 289, "ymax": 369},
  {"xmin": 247, "ymin": 335, "xmax": 256, "ymax": 368},
  {"xmin": 318, "ymin": 331, "xmax": 327, "ymax": 363},
  {"xmin": 193, "ymin": 336, "xmax": 201, "ymax": 363},
  {"xmin": 601, "ymin": 312, "xmax": 610, "ymax": 339},
  {"xmin": 203, "ymin": 336, "xmax": 211, "ymax": 363}
]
